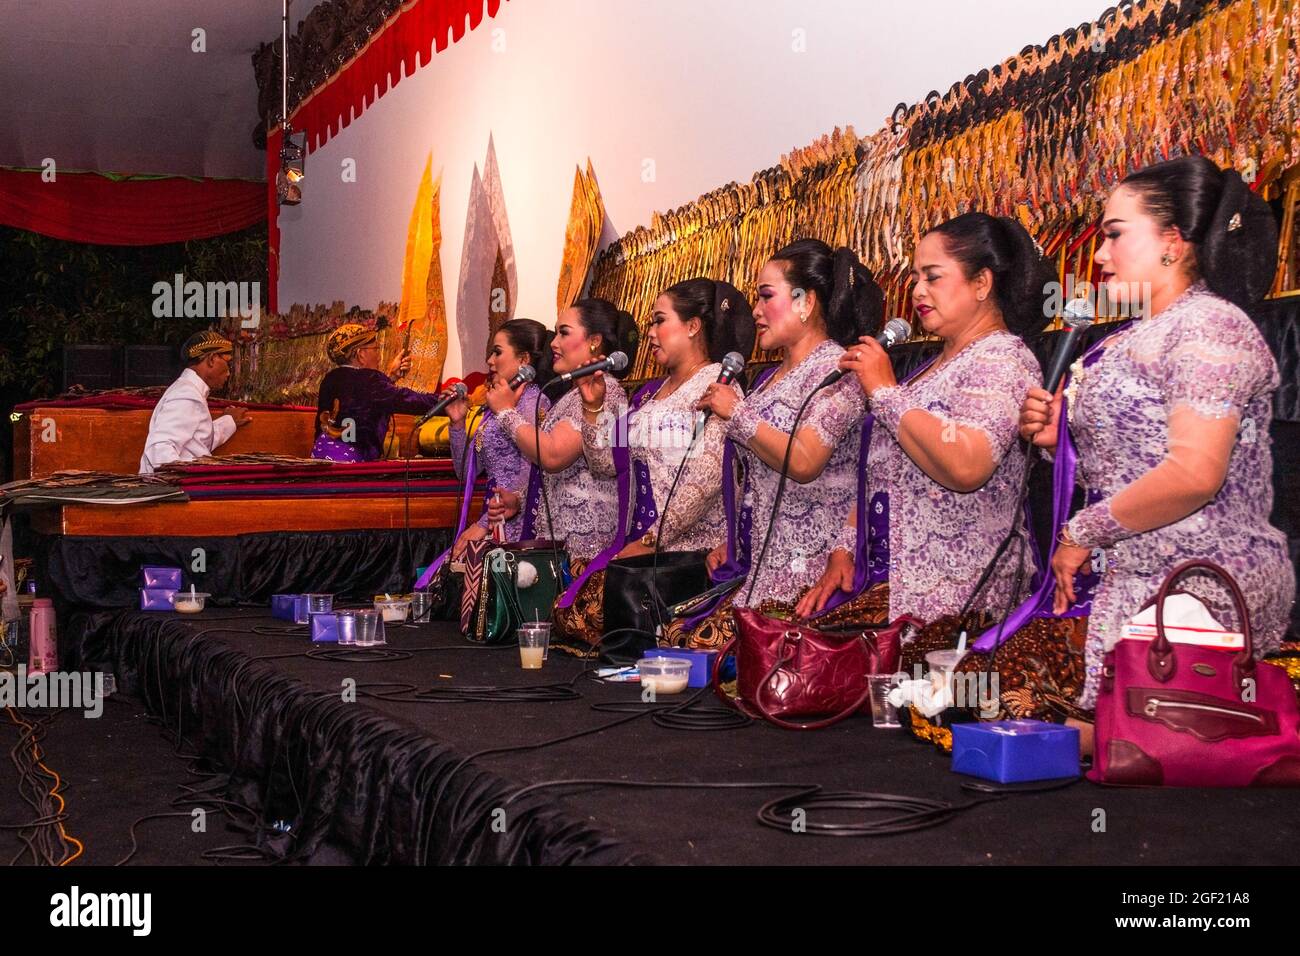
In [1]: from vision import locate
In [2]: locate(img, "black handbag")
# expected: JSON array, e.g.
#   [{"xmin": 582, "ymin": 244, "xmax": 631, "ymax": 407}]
[{"xmin": 602, "ymin": 550, "xmax": 710, "ymax": 656}]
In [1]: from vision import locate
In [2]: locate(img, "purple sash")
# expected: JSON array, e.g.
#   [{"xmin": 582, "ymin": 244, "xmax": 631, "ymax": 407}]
[
  {"xmin": 811, "ymin": 355, "xmax": 938, "ymax": 617},
  {"xmin": 555, "ymin": 380, "xmax": 662, "ymax": 608},
  {"xmin": 414, "ymin": 436, "xmax": 479, "ymax": 589},
  {"xmin": 971, "ymin": 328, "xmax": 1125, "ymax": 651}
]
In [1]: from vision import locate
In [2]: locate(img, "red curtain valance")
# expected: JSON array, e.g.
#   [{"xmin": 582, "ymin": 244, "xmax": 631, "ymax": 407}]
[
  {"xmin": 288, "ymin": 0, "xmax": 508, "ymax": 153},
  {"xmin": 0, "ymin": 169, "xmax": 265, "ymax": 246}
]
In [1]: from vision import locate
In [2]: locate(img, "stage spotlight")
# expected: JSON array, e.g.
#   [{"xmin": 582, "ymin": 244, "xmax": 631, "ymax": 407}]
[{"xmin": 277, "ymin": 127, "xmax": 306, "ymax": 205}]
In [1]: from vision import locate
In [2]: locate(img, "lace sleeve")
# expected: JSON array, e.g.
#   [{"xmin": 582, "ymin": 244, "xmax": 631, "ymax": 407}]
[
  {"xmin": 1068, "ymin": 404, "xmax": 1241, "ymax": 549},
  {"xmin": 581, "ymin": 411, "xmax": 618, "ymax": 478},
  {"xmin": 940, "ymin": 341, "xmax": 1039, "ymax": 455},
  {"xmin": 1160, "ymin": 306, "xmax": 1276, "ymax": 421},
  {"xmin": 801, "ymin": 374, "xmax": 867, "ymax": 449},
  {"xmin": 657, "ymin": 389, "xmax": 735, "ymax": 548},
  {"xmin": 449, "ymin": 421, "xmax": 471, "ymax": 480}
]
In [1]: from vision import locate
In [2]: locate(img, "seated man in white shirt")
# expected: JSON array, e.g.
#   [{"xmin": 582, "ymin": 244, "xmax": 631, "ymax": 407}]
[{"xmin": 139, "ymin": 330, "xmax": 251, "ymax": 474}]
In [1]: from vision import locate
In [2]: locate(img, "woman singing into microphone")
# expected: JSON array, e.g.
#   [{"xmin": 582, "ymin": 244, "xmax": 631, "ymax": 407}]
[
  {"xmin": 797, "ymin": 214, "xmax": 1046, "ymax": 631},
  {"xmin": 580, "ymin": 278, "xmax": 753, "ymax": 557},
  {"xmin": 1019, "ymin": 156, "xmax": 1294, "ymax": 711},
  {"xmin": 445, "ymin": 319, "xmax": 554, "ymax": 559},
  {"xmin": 672, "ymin": 240, "xmax": 880, "ymax": 649},
  {"xmin": 489, "ymin": 298, "xmax": 640, "ymax": 650}
]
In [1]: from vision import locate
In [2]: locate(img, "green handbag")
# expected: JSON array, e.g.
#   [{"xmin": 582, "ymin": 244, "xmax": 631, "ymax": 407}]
[{"xmin": 472, "ymin": 541, "xmax": 570, "ymax": 644}]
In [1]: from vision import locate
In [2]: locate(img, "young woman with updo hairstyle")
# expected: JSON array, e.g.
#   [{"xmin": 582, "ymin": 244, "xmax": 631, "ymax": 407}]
[
  {"xmin": 668, "ymin": 239, "xmax": 882, "ymax": 649},
  {"xmin": 488, "ymin": 298, "xmax": 639, "ymax": 650},
  {"xmin": 1019, "ymin": 155, "xmax": 1293, "ymax": 711},
  {"xmin": 563, "ymin": 279, "xmax": 755, "ymax": 649},
  {"xmin": 798, "ymin": 213, "xmax": 1047, "ymax": 630},
  {"xmin": 444, "ymin": 318, "xmax": 554, "ymax": 558}
]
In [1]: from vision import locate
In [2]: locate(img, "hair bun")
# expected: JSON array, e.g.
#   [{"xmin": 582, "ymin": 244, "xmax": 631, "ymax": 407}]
[
  {"xmin": 712, "ymin": 280, "xmax": 756, "ymax": 362},
  {"xmin": 1202, "ymin": 167, "xmax": 1278, "ymax": 308}
]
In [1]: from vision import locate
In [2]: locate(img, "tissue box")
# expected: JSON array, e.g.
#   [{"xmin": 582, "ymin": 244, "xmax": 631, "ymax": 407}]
[
  {"xmin": 271, "ymin": 594, "xmax": 307, "ymax": 622},
  {"xmin": 641, "ymin": 647, "xmax": 719, "ymax": 688},
  {"xmin": 951, "ymin": 720, "xmax": 1080, "ymax": 783},
  {"xmin": 141, "ymin": 566, "xmax": 183, "ymax": 590},
  {"xmin": 310, "ymin": 613, "xmax": 339, "ymax": 643},
  {"xmin": 140, "ymin": 587, "xmax": 177, "ymax": 611}
]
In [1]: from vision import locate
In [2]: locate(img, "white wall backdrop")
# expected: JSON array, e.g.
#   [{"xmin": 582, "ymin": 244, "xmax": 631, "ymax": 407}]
[{"xmin": 278, "ymin": 0, "xmax": 1107, "ymax": 377}]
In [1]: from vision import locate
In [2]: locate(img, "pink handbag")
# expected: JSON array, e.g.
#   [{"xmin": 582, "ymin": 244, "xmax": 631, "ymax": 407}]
[{"xmin": 1089, "ymin": 559, "xmax": 1300, "ymax": 787}]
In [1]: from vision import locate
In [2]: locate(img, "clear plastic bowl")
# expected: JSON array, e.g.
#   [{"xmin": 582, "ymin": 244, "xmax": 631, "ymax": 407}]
[
  {"xmin": 373, "ymin": 598, "xmax": 411, "ymax": 623},
  {"xmin": 171, "ymin": 592, "xmax": 211, "ymax": 614},
  {"xmin": 637, "ymin": 656, "xmax": 692, "ymax": 695}
]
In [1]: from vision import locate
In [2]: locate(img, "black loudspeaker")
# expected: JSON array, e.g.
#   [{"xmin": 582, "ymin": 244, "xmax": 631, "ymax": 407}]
[
  {"xmin": 61, "ymin": 345, "xmax": 122, "ymax": 392},
  {"xmin": 124, "ymin": 345, "xmax": 180, "ymax": 387}
]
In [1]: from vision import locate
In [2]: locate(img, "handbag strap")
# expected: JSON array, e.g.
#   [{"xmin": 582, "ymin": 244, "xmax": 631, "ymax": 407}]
[{"xmin": 1152, "ymin": 558, "xmax": 1254, "ymax": 687}]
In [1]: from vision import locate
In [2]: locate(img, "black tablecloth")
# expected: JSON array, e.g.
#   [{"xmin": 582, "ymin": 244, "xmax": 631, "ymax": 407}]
[{"xmin": 69, "ymin": 608, "xmax": 1300, "ymax": 866}]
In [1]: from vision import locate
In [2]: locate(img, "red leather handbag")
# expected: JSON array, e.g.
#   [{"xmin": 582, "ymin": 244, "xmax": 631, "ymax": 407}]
[
  {"xmin": 711, "ymin": 607, "xmax": 922, "ymax": 730},
  {"xmin": 1089, "ymin": 559, "xmax": 1300, "ymax": 787}
]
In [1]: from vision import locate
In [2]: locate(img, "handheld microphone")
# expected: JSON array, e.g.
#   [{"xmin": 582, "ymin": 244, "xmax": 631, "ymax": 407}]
[
  {"xmin": 552, "ymin": 351, "xmax": 629, "ymax": 386},
  {"xmin": 410, "ymin": 381, "xmax": 467, "ymax": 430},
  {"xmin": 1042, "ymin": 296, "xmax": 1096, "ymax": 393},
  {"xmin": 506, "ymin": 364, "xmax": 536, "ymax": 389},
  {"xmin": 818, "ymin": 317, "xmax": 913, "ymax": 389},
  {"xmin": 695, "ymin": 351, "xmax": 748, "ymax": 432}
]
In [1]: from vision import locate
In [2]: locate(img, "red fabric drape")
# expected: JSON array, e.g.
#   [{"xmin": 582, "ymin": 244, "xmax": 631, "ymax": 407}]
[
  {"xmin": 0, "ymin": 169, "xmax": 265, "ymax": 246},
  {"xmin": 269, "ymin": 0, "xmax": 508, "ymax": 308},
  {"xmin": 289, "ymin": 0, "xmax": 507, "ymax": 153}
]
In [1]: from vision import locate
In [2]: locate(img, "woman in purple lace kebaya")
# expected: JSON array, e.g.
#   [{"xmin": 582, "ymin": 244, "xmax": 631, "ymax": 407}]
[
  {"xmin": 798, "ymin": 214, "xmax": 1048, "ymax": 626},
  {"xmin": 488, "ymin": 299, "xmax": 640, "ymax": 650},
  {"xmin": 444, "ymin": 319, "xmax": 553, "ymax": 558},
  {"xmin": 1020, "ymin": 156, "xmax": 1295, "ymax": 709},
  {"xmin": 578, "ymin": 278, "xmax": 754, "ymax": 560},
  {"xmin": 672, "ymin": 240, "xmax": 881, "ymax": 649}
]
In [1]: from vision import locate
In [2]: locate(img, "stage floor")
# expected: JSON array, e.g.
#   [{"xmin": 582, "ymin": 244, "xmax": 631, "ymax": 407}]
[{"xmin": 69, "ymin": 609, "xmax": 1300, "ymax": 866}]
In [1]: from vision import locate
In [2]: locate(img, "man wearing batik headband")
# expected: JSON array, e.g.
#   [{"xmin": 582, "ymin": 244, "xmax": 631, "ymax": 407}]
[
  {"xmin": 312, "ymin": 321, "xmax": 443, "ymax": 462},
  {"xmin": 139, "ymin": 330, "xmax": 250, "ymax": 473}
]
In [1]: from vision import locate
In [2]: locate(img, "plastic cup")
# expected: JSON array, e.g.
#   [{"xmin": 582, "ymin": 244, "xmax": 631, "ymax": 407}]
[
  {"xmin": 306, "ymin": 593, "xmax": 334, "ymax": 615},
  {"xmin": 354, "ymin": 609, "xmax": 382, "ymax": 647},
  {"xmin": 518, "ymin": 622, "xmax": 552, "ymax": 662},
  {"xmin": 925, "ymin": 649, "xmax": 967, "ymax": 706},
  {"xmin": 868, "ymin": 673, "xmax": 906, "ymax": 728},
  {"xmin": 335, "ymin": 612, "xmax": 357, "ymax": 646},
  {"xmin": 518, "ymin": 625, "xmax": 549, "ymax": 669},
  {"xmin": 410, "ymin": 591, "xmax": 432, "ymax": 623}
]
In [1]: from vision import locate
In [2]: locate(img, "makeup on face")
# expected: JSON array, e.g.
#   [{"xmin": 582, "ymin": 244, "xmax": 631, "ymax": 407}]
[
  {"xmin": 486, "ymin": 332, "xmax": 522, "ymax": 386},
  {"xmin": 909, "ymin": 231, "xmax": 992, "ymax": 340},
  {"xmin": 754, "ymin": 262, "xmax": 801, "ymax": 351},
  {"xmin": 648, "ymin": 294, "xmax": 698, "ymax": 369},
  {"xmin": 551, "ymin": 309, "xmax": 592, "ymax": 374},
  {"xmin": 1094, "ymin": 186, "xmax": 1168, "ymax": 304}
]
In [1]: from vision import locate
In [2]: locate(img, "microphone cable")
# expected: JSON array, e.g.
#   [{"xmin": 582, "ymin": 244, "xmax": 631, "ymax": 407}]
[{"xmin": 744, "ymin": 382, "xmax": 825, "ymax": 606}]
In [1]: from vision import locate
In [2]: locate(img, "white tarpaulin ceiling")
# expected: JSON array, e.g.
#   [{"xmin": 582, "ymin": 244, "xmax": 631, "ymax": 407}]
[{"xmin": 0, "ymin": 0, "xmax": 325, "ymax": 180}]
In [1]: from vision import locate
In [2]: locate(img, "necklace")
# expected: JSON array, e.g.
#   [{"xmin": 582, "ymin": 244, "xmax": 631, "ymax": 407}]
[{"xmin": 653, "ymin": 360, "xmax": 710, "ymax": 402}]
